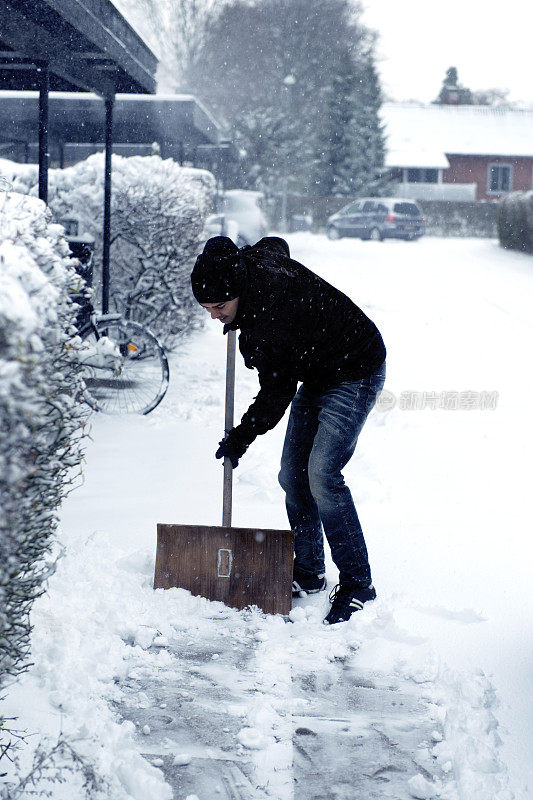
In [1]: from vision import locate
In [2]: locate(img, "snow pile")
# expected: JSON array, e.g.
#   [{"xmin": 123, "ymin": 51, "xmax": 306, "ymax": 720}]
[
  {"xmin": 1, "ymin": 534, "xmax": 174, "ymax": 799},
  {"xmin": 0, "ymin": 155, "xmax": 216, "ymax": 348},
  {"xmin": 435, "ymin": 670, "xmax": 515, "ymax": 800},
  {"xmin": 0, "ymin": 192, "xmax": 86, "ymax": 759}
]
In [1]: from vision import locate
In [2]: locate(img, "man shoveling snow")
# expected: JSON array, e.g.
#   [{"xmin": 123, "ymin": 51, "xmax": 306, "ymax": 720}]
[{"xmin": 191, "ymin": 236, "xmax": 386, "ymax": 624}]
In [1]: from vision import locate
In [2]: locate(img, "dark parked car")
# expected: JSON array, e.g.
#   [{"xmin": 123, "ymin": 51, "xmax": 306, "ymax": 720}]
[{"xmin": 326, "ymin": 198, "xmax": 425, "ymax": 241}]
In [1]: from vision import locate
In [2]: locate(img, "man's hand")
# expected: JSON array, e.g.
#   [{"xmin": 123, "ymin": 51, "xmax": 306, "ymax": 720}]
[{"xmin": 215, "ymin": 429, "xmax": 248, "ymax": 469}]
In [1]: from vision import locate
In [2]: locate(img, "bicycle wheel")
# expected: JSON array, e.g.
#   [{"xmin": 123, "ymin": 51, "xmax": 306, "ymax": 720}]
[{"xmin": 80, "ymin": 319, "xmax": 169, "ymax": 415}]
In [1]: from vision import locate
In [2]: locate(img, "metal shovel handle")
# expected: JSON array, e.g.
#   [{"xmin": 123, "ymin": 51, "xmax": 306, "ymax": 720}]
[{"xmin": 222, "ymin": 329, "xmax": 237, "ymax": 527}]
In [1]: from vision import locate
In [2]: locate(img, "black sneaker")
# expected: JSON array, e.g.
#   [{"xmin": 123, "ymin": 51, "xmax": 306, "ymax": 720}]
[
  {"xmin": 292, "ymin": 570, "xmax": 327, "ymax": 597},
  {"xmin": 323, "ymin": 583, "xmax": 376, "ymax": 625}
]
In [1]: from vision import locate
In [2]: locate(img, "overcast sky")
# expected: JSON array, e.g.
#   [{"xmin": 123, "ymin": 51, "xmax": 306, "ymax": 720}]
[{"xmin": 360, "ymin": 0, "xmax": 533, "ymax": 106}]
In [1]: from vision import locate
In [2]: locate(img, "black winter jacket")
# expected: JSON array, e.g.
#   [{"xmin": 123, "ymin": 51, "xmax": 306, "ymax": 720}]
[{"xmin": 225, "ymin": 238, "xmax": 386, "ymax": 452}]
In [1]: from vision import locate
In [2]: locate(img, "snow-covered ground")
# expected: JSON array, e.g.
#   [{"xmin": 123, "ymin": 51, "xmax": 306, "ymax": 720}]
[{"xmin": 2, "ymin": 234, "xmax": 531, "ymax": 799}]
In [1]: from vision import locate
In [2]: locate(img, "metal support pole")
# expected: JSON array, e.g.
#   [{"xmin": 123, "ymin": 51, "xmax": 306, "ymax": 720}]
[
  {"xmin": 102, "ymin": 95, "xmax": 114, "ymax": 314},
  {"xmin": 38, "ymin": 64, "xmax": 49, "ymax": 203}
]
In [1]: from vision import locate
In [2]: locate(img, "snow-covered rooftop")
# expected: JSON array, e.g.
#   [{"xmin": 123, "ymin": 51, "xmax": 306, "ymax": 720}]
[
  {"xmin": 382, "ymin": 103, "xmax": 533, "ymax": 167},
  {"xmin": 386, "ymin": 148, "xmax": 450, "ymax": 170}
]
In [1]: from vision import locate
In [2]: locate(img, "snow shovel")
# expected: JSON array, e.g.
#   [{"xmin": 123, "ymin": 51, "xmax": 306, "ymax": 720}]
[{"xmin": 154, "ymin": 330, "xmax": 294, "ymax": 615}]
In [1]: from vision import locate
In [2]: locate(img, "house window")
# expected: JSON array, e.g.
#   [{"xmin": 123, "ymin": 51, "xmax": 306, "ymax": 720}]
[
  {"xmin": 406, "ymin": 168, "xmax": 439, "ymax": 184},
  {"xmin": 488, "ymin": 164, "xmax": 512, "ymax": 193}
]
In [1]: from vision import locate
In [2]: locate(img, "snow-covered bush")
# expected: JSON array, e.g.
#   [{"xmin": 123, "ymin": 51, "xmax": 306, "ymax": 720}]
[
  {"xmin": 497, "ymin": 190, "xmax": 533, "ymax": 253},
  {"xmin": 0, "ymin": 155, "xmax": 216, "ymax": 348},
  {"xmin": 0, "ymin": 160, "xmax": 37, "ymax": 195},
  {"xmin": 0, "ymin": 192, "xmax": 86, "ymax": 755}
]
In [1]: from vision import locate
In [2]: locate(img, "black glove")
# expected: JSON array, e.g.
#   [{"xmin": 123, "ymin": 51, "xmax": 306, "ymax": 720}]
[{"xmin": 215, "ymin": 429, "xmax": 248, "ymax": 469}]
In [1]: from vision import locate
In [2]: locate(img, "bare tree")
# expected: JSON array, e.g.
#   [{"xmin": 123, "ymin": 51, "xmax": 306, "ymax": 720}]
[
  {"xmin": 471, "ymin": 88, "xmax": 514, "ymax": 107},
  {"xmin": 112, "ymin": 0, "xmax": 223, "ymax": 90},
  {"xmin": 171, "ymin": 0, "xmax": 221, "ymax": 85}
]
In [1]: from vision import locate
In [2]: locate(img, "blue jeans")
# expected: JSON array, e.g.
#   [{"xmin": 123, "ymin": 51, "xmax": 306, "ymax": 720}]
[{"xmin": 278, "ymin": 361, "xmax": 386, "ymax": 588}]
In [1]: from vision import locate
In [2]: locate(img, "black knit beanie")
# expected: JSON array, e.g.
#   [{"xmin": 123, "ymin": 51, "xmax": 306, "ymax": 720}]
[{"xmin": 191, "ymin": 236, "xmax": 246, "ymax": 303}]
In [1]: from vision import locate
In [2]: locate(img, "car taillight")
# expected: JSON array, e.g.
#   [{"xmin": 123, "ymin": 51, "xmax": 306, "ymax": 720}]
[{"xmin": 386, "ymin": 213, "xmax": 395, "ymax": 223}]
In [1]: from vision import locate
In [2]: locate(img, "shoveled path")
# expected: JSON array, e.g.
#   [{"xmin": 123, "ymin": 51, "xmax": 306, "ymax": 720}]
[{"xmin": 112, "ymin": 595, "xmax": 446, "ymax": 800}]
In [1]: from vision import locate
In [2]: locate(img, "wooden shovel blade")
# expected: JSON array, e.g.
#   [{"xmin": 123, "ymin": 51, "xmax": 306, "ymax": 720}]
[{"xmin": 154, "ymin": 523, "xmax": 294, "ymax": 616}]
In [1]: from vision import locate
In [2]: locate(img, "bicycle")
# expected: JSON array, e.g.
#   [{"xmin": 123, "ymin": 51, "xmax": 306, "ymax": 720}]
[
  {"xmin": 70, "ymin": 239, "xmax": 169, "ymax": 416},
  {"xmin": 77, "ymin": 310, "xmax": 169, "ymax": 415}
]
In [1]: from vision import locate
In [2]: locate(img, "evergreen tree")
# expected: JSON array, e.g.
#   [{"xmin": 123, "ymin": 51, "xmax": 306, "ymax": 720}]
[
  {"xmin": 351, "ymin": 51, "xmax": 387, "ymax": 195},
  {"xmin": 312, "ymin": 47, "xmax": 386, "ymax": 197},
  {"xmin": 434, "ymin": 66, "xmax": 473, "ymax": 105},
  {"xmin": 312, "ymin": 49, "xmax": 357, "ymax": 196}
]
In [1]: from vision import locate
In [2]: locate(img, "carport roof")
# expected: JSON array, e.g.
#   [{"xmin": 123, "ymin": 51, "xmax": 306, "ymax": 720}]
[
  {"xmin": 0, "ymin": 0, "xmax": 157, "ymax": 96},
  {"xmin": 0, "ymin": 91, "xmax": 222, "ymax": 146}
]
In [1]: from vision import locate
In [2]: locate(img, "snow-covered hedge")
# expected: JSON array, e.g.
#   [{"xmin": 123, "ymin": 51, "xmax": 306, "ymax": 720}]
[
  {"xmin": 0, "ymin": 192, "xmax": 86, "ymax": 751},
  {"xmin": 0, "ymin": 155, "xmax": 216, "ymax": 348},
  {"xmin": 497, "ymin": 190, "xmax": 533, "ymax": 253}
]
